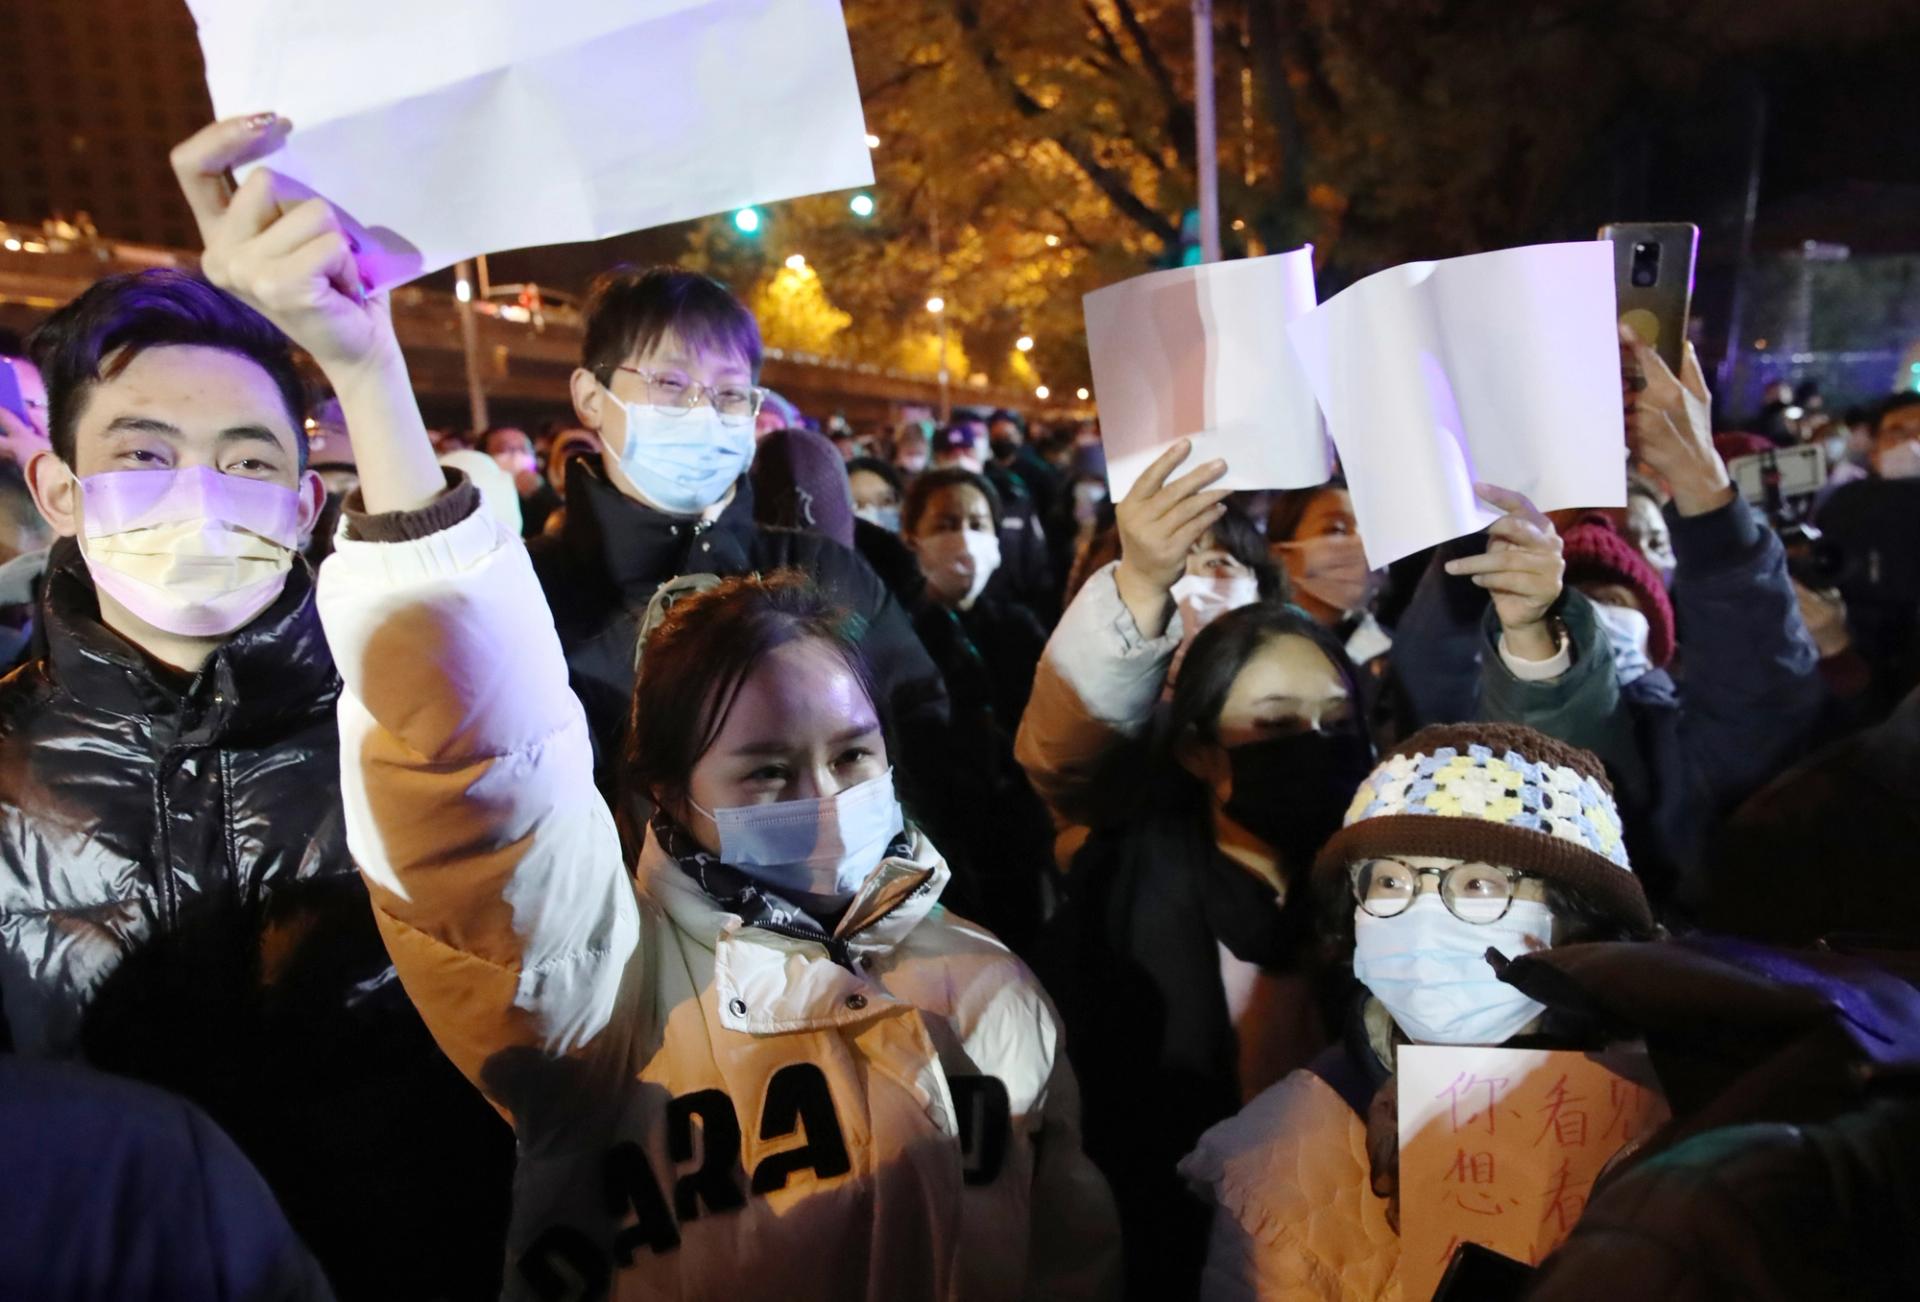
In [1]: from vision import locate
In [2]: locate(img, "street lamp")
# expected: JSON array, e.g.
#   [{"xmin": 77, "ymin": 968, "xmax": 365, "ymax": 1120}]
[
  {"xmin": 785, "ymin": 253, "xmax": 808, "ymax": 271},
  {"xmin": 926, "ymin": 296, "xmax": 945, "ymax": 314},
  {"xmin": 849, "ymin": 193, "xmax": 876, "ymax": 218},
  {"xmin": 1044, "ymin": 234, "xmax": 1060, "ymax": 248},
  {"xmin": 1076, "ymin": 387, "xmax": 1090, "ymax": 401},
  {"xmin": 1015, "ymin": 335, "xmax": 1034, "ymax": 353},
  {"xmin": 865, "ymin": 133, "xmax": 881, "ymax": 149},
  {"xmin": 732, "ymin": 207, "xmax": 762, "ymax": 234},
  {"xmin": 1035, "ymin": 385, "xmax": 1050, "ymax": 400}
]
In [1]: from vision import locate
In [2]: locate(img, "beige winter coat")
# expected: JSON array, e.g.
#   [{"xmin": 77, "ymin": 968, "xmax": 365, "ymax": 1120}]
[{"xmin": 316, "ymin": 497, "xmax": 1120, "ymax": 1301}]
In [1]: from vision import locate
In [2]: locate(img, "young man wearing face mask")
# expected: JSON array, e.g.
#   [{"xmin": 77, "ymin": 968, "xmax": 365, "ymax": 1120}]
[
  {"xmin": 1181, "ymin": 722, "xmax": 1654, "ymax": 1301},
  {"xmin": 1, "ymin": 267, "xmax": 512, "ymax": 1299},
  {"xmin": 533, "ymin": 265, "xmax": 946, "ymax": 796}
]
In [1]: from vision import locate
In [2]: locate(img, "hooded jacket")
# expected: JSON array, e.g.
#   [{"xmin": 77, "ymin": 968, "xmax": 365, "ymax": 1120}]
[
  {"xmin": 317, "ymin": 489, "xmax": 1120, "ymax": 1301},
  {"xmin": 528, "ymin": 459, "xmax": 947, "ymax": 788},
  {"xmin": 0, "ymin": 541, "xmax": 512, "ymax": 1302}
]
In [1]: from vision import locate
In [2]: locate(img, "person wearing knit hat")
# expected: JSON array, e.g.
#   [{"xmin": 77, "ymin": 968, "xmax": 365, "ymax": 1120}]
[
  {"xmin": 1180, "ymin": 721, "xmax": 1651, "ymax": 1302},
  {"xmin": 1560, "ymin": 512, "xmax": 1676, "ymax": 685}
]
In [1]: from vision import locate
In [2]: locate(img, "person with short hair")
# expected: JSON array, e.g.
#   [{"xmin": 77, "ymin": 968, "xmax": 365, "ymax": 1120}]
[
  {"xmin": 480, "ymin": 424, "xmax": 561, "ymax": 536},
  {"xmin": 0, "ymin": 264, "xmax": 510, "ymax": 1299},
  {"xmin": 529, "ymin": 263, "xmax": 946, "ymax": 801}
]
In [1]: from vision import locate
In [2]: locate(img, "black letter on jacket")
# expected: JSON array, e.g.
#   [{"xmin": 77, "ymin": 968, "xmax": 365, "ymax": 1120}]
[
  {"xmin": 950, "ymin": 1074, "xmax": 1011, "ymax": 1185},
  {"xmin": 605, "ymin": 1141, "xmax": 682, "ymax": 1262},
  {"xmin": 750, "ymin": 1062, "xmax": 853, "ymax": 1194},
  {"xmin": 517, "ymin": 1225, "xmax": 612, "ymax": 1301},
  {"xmin": 669, "ymin": 1088, "xmax": 748, "ymax": 1222}
]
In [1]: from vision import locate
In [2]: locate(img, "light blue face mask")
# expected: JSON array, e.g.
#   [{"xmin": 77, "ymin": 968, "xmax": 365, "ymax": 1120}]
[
  {"xmin": 608, "ymin": 390, "xmax": 755, "ymax": 515},
  {"xmin": 692, "ymin": 770, "xmax": 905, "ymax": 901},
  {"xmin": 856, "ymin": 504, "xmax": 902, "ymax": 534},
  {"xmin": 1352, "ymin": 893, "xmax": 1553, "ymax": 1045},
  {"xmin": 1591, "ymin": 601, "xmax": 1655, "ymax": 687}
]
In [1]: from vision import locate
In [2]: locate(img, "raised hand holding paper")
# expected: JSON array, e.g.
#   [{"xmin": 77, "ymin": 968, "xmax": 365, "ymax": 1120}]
[
  {"xmin": 1083, "ymin": 247, "xmax": 1332, "ymax": 502},
  {"xmin": 1286, "ymin": 242, "xmax": 1626, "ymax": 568},
  {"xmin": 185, "ymin": 0, "xmax": 875, "ymax": 289}
]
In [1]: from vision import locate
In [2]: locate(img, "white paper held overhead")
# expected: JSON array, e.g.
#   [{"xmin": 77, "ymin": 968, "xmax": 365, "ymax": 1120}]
[
  {"xmin": 186, "ymin": 0, "xmax": 875, "ymax": 289},
  {"xmin": 1286, "ymin": 242, "xmax": 1626, "ymax": 569},
  {"xmin": 1083, "ymin": 248, "xmax": 1332, "ymax": 502}
]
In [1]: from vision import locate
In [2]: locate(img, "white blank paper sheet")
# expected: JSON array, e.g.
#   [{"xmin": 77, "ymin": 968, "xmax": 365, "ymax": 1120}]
[
  {"xmin": 1083, "ymin": 248, "xmax": 1332, "ymax": 502},
  {"xmin": 187, "ymin": 0, "xmax": 875, "ymax": 288},
  {"xmin": 1286, "ymin": 242, "xmax": 1626, "ymax": 568}
]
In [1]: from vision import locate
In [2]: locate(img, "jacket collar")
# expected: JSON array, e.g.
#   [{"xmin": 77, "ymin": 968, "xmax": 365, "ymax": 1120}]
[
  {"xmin": 40, "ymin": 537, "xmax": 338, "ymax": 730},
  {"xmin": 638, "ymin": 826, "xmax": 951, "ymax": 1035},
  {"xmin": 558, "ymin": 458, "xmax": 757, "ymax": 608}
]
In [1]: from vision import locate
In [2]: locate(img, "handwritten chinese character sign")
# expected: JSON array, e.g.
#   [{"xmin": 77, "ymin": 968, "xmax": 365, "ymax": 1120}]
[{"xmin": 1398, "ymin": 1047, "xmax": 1669, "ymax": 1302}]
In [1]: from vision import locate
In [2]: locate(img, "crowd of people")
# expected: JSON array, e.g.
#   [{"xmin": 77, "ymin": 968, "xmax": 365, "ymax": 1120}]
[{"xmin": 0, "ymin": 112, "xmax": 1916, "ymax": 1302}]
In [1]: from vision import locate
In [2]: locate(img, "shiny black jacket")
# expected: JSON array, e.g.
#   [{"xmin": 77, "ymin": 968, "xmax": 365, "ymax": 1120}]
[{"xmin": 0, "ymin": 543, "xmax": 510, "ymax": 1302}]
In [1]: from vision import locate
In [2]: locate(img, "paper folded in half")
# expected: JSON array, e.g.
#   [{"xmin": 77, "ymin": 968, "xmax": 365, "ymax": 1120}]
[
  {"xmin": 187, "ymin": 0, "xmax": 875, "ymax": 288},
  {"xmin": 1083, "ymin": 247, "xmax": 1333, "ymax": 503},
  {"xmin": 1286, "ymin": 241, "xmax": 1626, "ymax": 569}
]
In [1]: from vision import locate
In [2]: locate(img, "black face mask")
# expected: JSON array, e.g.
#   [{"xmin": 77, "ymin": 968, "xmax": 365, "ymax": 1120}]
[
  {"xmin": 989, "ymin": 435, "xmax": 1020, "ymax": 461},
  {"xmin": 1221, "ymin": 729, "xmax": 1374, "ymax": 871}
]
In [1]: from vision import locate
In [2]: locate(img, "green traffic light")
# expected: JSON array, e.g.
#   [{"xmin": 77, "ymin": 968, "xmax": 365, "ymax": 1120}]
[
  {"xmin": 849, "ymin": 194, "xmax": 875, "ymax": 218},
  {"xmin": 733, "ymin": 208, "xmax": 762, "ymax": 234}
]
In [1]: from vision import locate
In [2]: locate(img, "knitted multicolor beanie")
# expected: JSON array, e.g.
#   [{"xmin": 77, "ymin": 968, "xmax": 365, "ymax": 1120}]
[{"xmin": 1314, "ymin": 723, "xmax": 1652, "ymax": 932}]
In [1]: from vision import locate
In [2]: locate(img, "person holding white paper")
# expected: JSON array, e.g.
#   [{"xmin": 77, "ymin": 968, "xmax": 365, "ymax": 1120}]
[
  {"xmin": 1178, "ymin": 716, "xmax": 1653, "ymax": 1299},
  {"xmin": 1015, "ymin": 443, "xmax": 1377, "ymax": 1299},
  {"xmin": 170, "ymin": 114, "xmax": 1120, "ymax": 1302}
]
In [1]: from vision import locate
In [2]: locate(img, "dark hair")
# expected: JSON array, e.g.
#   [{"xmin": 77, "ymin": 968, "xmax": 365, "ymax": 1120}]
[
  {"xmin": 1166, "ymin": 602, "xmax": 1365, "ymax": 748},
  {"xmin": 901, "ymin": 466, "xmax": 1003, "ymax": 535},
  {"xmin": 624, "ymin": 572, "xmax": 880, "ymax": 816},
  {"xmin": 1266, "ymin": 476, "xmax": 1349, "ymax": 543},
  {"xmin": 846, "ymin": 456, "xmax": 903, "ymax": 498},
  {"xmin": 1203, "ymin": 503, "xmax": 1288, "ymax": 601},
  {"xmin": 1874, "ymin": 391, "xmax": 1920, "ymax": 436},
  {"xmin": 27, "ymin": 269, "xmax": 307, "ymax": 468},
  {"xmin": 582, "ymin": 264, "xmax": 763, "ymax": 384}
]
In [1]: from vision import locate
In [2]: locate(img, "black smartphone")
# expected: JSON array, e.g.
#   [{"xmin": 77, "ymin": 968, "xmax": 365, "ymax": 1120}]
[
  {"xmin": 1432, "ymin": 1241, "xmax": 1534, "ymax": 1302},
  {"xmin": 1598, "ymin": 222, "xmax": 1699, "ymax": 375}
]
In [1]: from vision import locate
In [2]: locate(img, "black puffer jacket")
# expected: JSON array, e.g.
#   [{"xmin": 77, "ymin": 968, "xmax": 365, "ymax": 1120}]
[{"xmin": 0, "ymin": 542, "xmax": 511, "ymax": 1302}]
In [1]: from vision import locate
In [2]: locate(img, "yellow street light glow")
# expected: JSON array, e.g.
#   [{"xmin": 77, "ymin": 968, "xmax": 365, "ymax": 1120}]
[
  {"xmin": 926, "ymin": 296, "xmax": 945, "ymax": 314},
  {"xmin": 1076, "ymin": 387, "xmax": 1090, "ymax": 401},
  {"xmin": 1044, "ymin": 234, "xmax": 1060, "ymax": 247},
  {"xmin": 865, "ymin": 133, "xmax": 881, "ymax": 149},
  {"xmin": 1035, "ymin": 385, "xmax": 1050, "ymax": 400},
  {"xmin": 454, "ymin": 279, "xmax": 472, "ymax": 302},
  {"xmin": 1, "ymin": 239, "xmax": 19, "ymax": 252},
  {"xmin": 785, "ymin": 253, "xmax": 807, "ymax": 271},
  {"xmin": 1015, "ymin": 335, "xmax": 1034, "ymax": 352}
]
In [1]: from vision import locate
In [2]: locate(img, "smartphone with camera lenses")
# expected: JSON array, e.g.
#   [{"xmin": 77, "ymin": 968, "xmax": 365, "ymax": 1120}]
[{"xmin": 1599, "ymin": 222, "xmax": 1698, "ymax": 375}]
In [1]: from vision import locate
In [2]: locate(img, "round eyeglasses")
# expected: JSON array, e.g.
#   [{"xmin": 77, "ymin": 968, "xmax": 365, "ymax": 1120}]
[
  {"xmin": 1349, "ymin": 858, "xmax": 1529, "ymax": 925},
  {"xmin": 606, "ymin": 365, "xmax": 767, "ymax": 425}
]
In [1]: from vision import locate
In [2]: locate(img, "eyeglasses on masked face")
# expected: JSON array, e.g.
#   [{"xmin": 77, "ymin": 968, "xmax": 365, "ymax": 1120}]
[{"xmin": 1349, "ymin": 858, "xmax": 1532, "ymax": 925}]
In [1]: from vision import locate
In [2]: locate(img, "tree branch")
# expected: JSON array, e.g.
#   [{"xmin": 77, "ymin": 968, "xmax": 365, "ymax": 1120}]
[
  {"xmin": 1110, "ymin": 0, "xmax": 1196, "ymax": 169},
  {"xmin": 950, "ymin": 0, "xmax": 1177, "ymax": 246}
]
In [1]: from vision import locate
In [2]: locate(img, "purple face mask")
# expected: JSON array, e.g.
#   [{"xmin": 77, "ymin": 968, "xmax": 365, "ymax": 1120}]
[{"xmin": 79, "ymin": 466, "xmax": 304, "ymax": 638}]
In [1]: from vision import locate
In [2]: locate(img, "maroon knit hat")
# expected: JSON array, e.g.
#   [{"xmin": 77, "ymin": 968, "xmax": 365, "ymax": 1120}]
[
  {"xmin": 749, "ymin": 427, "xmax": 855, "ymax": 549},
  {"xmin": 1713, "ymin": 431, "xmax": 1777, "ymax": 465},
  {"xmin": 1559, "ymin": 513, "xmax": 1675, "ymax": 668}
]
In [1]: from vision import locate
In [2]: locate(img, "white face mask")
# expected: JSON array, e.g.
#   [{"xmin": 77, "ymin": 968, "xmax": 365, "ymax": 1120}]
[
  {"xmin": 1171, "ymin": 572, "xmax": 1260, "ymax": 633},
  {"xmin": 1352, "ymin": 894, "xmax": 1553, "ymax": 1045},
  {"xmin": 915, "ymin": 528, "xmax": 1001, "ymax": 607},
  {"xmin": 693, "ymin": 770, "xmax": 905, "ymax": 901},
  {"xmin": 1879, "ymin": 439, "xmax": 1920, "ymax": 481},
  {"xmin": 606, "ymin": 392, "xmax": 755, "ymax": 515},
  {"xmin": 1591, "ymin": 600, "xmax": 1655, "ymax": 686}
]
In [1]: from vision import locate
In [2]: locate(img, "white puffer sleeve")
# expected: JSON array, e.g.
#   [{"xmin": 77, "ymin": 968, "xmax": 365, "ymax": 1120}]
[{"xmin": 316, "ymin": 500, "xmax": 640, "ymax": 1103}]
